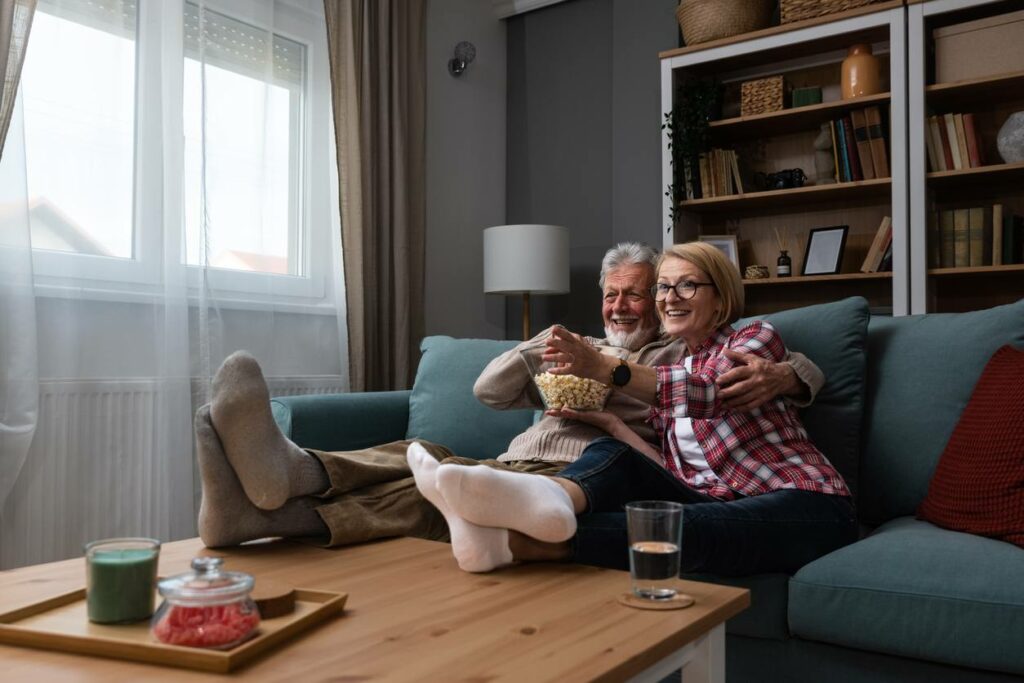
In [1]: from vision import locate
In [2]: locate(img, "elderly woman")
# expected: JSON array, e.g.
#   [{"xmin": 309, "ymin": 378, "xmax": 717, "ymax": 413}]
[{"xmin": 407, "ymin": 242, "xmax": 857, "ymax": 575}]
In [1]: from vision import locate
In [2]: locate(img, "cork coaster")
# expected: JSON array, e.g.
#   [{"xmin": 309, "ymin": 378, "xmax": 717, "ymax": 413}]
[
  {"xmin": 251, "ymin": 579, "xmax": 296, "ymax": 619},
  {"xmin": 617, "ymin": 592, "xmax": 695, "ymax": 610}
]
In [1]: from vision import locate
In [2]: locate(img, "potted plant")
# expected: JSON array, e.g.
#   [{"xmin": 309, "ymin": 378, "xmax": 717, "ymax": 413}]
[{"xmin": 663, "ymin": 78, "xmax": 722, "ymax": 228}]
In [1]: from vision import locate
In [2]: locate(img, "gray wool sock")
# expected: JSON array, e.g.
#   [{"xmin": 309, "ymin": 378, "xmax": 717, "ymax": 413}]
[
  {"xmin": 196, "ymin": 405, "xmax": 327, "ymax": 547},
  {"xmin": 209, "ymin": 351, "xmax": 329, "ymax": 510}
]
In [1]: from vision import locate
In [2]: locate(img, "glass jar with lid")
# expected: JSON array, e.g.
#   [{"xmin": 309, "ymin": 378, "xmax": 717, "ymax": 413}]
[{"xmin": 151, "ymin": 556, "xmax": 260, "ymax": 649}]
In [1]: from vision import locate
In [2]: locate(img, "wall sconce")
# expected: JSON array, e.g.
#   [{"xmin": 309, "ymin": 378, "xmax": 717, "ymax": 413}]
[{"xmin": 448, "ymin": 41, "xmax": 476, "ymax": 77}]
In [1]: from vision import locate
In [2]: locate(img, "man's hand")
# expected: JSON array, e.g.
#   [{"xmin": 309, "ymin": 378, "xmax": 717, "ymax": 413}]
[{"xmin": 716, "ymin": 349, "xmax": 801, "ymax": 412}]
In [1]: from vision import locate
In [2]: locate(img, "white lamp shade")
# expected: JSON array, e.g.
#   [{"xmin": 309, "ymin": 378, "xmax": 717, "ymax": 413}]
[{"xmin": 483, "ymin": 224, "xmax": 570, "ymax": 294}]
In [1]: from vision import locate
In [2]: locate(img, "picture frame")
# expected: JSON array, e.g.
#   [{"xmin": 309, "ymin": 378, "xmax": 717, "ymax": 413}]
[
  {"xmin": 698, "ymin": 235, "xmax": 740, "ymax": 271},
  {"xmin": 801, "ymin": 225, "xmax": 848, "ymax": 276}
]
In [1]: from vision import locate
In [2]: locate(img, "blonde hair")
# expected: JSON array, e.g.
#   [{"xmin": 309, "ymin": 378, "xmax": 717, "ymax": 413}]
[{"xmin": 656, "ymin": 242, "xmax": 744, "ymax": 328}]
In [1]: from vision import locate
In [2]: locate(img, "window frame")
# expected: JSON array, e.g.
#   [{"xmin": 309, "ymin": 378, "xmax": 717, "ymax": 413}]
[{"xmin": 25, "ymin": 0, "xmax": 332, "ymax": 309}]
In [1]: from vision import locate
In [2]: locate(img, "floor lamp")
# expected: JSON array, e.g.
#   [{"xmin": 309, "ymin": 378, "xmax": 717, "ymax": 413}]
[{"xmin": 483, "ymin": 224, "xmax": 570, "ymax": 340}]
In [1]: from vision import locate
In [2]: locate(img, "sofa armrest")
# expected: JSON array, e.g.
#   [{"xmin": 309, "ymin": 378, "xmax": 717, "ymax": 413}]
[{"xmin": 271, "ymin": 391, "xmax": 411, "ymax": 452}]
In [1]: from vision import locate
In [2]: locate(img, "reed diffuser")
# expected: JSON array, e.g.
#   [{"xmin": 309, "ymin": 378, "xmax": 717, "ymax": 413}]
[{"xmin": 774, "ymin": 228, "xmax": 792, "ymax": 278}]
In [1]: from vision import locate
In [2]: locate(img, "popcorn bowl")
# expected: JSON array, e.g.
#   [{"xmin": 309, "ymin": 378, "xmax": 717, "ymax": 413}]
[{"xmin": 519, "ymin": 343, "xmax": 628, "ymax": 412}]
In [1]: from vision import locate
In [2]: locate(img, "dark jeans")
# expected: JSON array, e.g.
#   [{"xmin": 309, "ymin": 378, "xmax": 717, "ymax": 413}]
[{"xmin": 556, "ymin": 437, "xmax": 858, "ymax": 576}]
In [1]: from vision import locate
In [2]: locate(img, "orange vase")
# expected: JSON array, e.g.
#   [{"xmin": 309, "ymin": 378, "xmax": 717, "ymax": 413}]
[{"xmin": 841, "ymin": 44, "xmax": 881, "ymax": 99}]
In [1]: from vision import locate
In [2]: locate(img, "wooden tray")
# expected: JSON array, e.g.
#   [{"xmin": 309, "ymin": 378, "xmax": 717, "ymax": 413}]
[{"xmin": 0, "ymin": 587, "xmax": 347, "ymax": 673}]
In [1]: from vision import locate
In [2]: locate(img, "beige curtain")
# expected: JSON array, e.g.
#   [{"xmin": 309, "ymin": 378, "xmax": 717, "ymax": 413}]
[
  {"xmin": 323, "ymin": 0, "xmax": 426, "ymax": 392},
  {"xmin": 0, "ymin": 0, "xmax": 35, "ymax": 157}
]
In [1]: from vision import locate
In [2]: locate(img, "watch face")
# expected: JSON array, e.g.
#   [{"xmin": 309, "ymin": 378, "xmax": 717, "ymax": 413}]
[{"xmin": 612, "ymin": 362, "xmax": 631, "ymax": 386}]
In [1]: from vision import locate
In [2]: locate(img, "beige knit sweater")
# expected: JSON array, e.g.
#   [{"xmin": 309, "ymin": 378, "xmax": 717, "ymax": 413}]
[{"xmin": 473, "ymin": 326, "xmax": 824, "ymax": 463}]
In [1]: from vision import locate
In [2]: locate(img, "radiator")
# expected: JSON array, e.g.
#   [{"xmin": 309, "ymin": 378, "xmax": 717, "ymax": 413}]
[{"xmin": 0, "ymin": 375, "xmax": 345, "ymax": 570}]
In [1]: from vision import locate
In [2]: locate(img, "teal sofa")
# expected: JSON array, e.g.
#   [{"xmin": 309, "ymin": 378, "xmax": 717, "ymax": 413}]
[{"xmin": 271, "ymin": 297, "xmax": 1024, "ymax": 683}]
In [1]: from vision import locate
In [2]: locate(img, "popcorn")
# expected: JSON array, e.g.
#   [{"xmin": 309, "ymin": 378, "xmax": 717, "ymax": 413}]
[{"xmin": 533, "ymin": 372, "xmax": 611, "ymax": 411}]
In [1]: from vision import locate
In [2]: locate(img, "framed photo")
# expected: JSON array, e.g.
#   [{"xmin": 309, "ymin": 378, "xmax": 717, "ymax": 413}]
[
  {"xmin": 698, "ymin": 235, "xmax": 740, "ymax": 271},
  {"xmin": 801, "ymin": 225, "xmax": 848, "ymax": 276}
]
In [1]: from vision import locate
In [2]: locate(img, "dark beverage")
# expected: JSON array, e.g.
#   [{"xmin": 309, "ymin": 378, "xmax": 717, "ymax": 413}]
[{"xmin": 629, "ymin": 541, "xmax": 680, "ymax": 599}]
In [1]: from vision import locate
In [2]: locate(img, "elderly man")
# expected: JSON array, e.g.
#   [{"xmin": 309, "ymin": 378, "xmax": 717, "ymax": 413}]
[{"xmin": 197, "ymin": 242, "xmax": 823, "ymax": 552}]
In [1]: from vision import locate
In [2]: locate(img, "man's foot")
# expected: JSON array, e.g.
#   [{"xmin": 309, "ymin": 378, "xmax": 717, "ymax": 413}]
[
  {"xmin": 406, "ymin": 442, "xmax": 513, "ymax": 573},
  {"xmin": 435, "ymin": 465, "xmax": 577, "ymax": 543},
  {"xmin": 210, "ymin": 351, "xmax": 328, "ymax": 510},
  {"xmin": 196, "ymin": 405, "xmax": 326, "ymax": 547}
]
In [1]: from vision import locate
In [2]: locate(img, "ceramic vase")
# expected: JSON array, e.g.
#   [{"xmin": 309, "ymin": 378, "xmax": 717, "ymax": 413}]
[
  {"xmin": 841, "ymin": 44, "xmax": 881, "ymax": 99},
  {"xmin": 996, "ymin": 111, "xmax": 1024, "ymax": 164}
]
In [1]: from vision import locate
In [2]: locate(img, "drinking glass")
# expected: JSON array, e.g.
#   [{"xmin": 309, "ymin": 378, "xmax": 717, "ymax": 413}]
[{"xmin": 626, "ymin": 501, "xmax": 683, "ymax": 600}]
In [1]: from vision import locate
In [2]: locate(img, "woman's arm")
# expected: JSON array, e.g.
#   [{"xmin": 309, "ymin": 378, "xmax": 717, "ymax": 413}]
[{"xmin": 545, "ymin": 407, "xmax": 665, "ymax": 465}]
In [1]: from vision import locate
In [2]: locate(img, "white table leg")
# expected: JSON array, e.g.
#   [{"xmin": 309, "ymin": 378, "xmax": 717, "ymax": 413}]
[{"xmin": 626, "ymin": 623, "xmax": 726, "ymax": 683}]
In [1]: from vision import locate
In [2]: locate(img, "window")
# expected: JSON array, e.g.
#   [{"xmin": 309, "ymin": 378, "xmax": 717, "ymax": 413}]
[{"xmin": 20, "ymin": 0, "xmax": 329, "ymax": 302}]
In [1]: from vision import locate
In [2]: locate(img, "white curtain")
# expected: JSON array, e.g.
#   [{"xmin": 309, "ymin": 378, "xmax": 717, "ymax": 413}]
[{"xmin": 0, "ymin": 0, "xmax": 348, "ymax": 569}]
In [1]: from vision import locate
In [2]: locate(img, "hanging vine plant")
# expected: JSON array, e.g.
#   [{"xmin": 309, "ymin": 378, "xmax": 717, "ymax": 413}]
[{"xmin": 662, "ymin": 78, "xmax": 723, "ymax": 229}]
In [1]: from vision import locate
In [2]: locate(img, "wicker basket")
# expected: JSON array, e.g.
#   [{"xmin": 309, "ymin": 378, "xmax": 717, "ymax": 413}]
[
  {"xmin": 741, "ymin": 76, "xmax": 784, "ymax": 117},
  {"xmin": 780, "ymin": 0, "xmax": 889, "ymax": 25},
  {"xmin": 676, "ymin": 0, "xmax": 774, "ymax": 46}
]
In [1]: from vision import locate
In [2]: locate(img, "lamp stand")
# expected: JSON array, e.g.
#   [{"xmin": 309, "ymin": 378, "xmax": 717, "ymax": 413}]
[{"xmin": 522, "ymin": 292, "xmax": 531, "ymax": 341}]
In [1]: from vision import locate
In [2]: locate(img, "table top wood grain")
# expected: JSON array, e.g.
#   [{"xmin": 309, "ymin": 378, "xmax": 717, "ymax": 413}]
[{"xmin": 0, "ymin": 536, "xmax": 749, "ymax": 682}]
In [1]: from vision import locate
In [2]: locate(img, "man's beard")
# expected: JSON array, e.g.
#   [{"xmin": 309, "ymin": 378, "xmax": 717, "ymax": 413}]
[{"xmin": 603, "ymin": 323, "xmax": 659, "ymax": 351}]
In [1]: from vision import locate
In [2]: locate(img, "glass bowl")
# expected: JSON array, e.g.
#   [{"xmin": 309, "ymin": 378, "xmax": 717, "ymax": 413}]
[{"xmin": 519, "ymin": 343, "xmax": 628, "ymax": 412}]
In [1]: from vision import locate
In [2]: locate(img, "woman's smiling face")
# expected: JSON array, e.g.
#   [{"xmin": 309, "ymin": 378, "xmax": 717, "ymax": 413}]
[{"xmin": 656, "ymin": 257, "xmax": 720, "ymax": 348}]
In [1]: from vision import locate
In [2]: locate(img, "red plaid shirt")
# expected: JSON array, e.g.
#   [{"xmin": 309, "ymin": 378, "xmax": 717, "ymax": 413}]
[{"xmin": 649, "ymin": 321, "xmax": 850, "ymax": 500}]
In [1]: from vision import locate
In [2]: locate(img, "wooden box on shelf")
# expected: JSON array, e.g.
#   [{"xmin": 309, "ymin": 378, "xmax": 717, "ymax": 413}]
[{"xmin": 741, "ymin": 76, "xmax": 784, "ymax": 117}]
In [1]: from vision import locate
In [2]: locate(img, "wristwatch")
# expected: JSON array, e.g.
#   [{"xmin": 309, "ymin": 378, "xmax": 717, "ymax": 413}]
[{"xmin": 610, "ymin": 359, "xmax": 631, "ymax": 387}]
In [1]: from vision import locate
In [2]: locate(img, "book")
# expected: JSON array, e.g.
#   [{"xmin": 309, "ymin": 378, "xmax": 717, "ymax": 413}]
[
  {"xmin": 928, "ymin": 209, "xmax": 941, "ymax": 268},
  {"xmin": 968, "ymin": 206, "xmax": 991, "ymax": 266},
  {"xmin": 940, "ymin": 210, "xmax": 955, "ymax": 267},
  {"xmin": 928, "ymin": 116, "xmax": 947, "ymax": 172},
  {"xmin": 964, "ymin": 113, "xmax": 984, "ymax": 168},
  {"xmin": 842, "ymin": 114, "xmax": 862, "ymax": 181},
  {"xmin": 954, "ymin": 114, "xmax": 971, "ymax": 169},
  {"xmin": 944, "ymin": 113, "xmax": 963, "ymax": 170},
  {"xmin": 864, "ymin": 106, "xmax": 889, "ymax": 178},
  {"xmin": 924, "ymin": 116, "xmax": 941, "ymax": 173},
  {"xmin": 836, "ymin": 118, "xmax": 852, "ymax": 183},
  {"xmin": 699, "ymin": 154, "xmax": 711, "ymax": 198},
  {"xmin": 850, "ymin": 109, "xmax": 876, "ymax": 180},
  {"xmin": 937, "ymin": 115, "xmax": 955, "ymax": 171},
  {"xmin": 829, "ymin": 120, "xmax": 841, "ymax": 183},
  {"xmin": 953, "ymin": 208, "xmax": 970, "ymax": 266},
  {"xmin": 729, "ymin": 150, "xmax": 744, "ymax": 194},
  {"xmin": 1005, "ymin": 214, "xmax": 1024, "ymax": 265},
  {"xmin": 861, "ymin": 215, "xmax": 892, "ymax": 273},
  {"xmin": 878, "ymin": 242, "xmax": 893, "ymax": 272},
  {"xmin": 993, "ymin": 204, "xmax": 1004, "ymax": 265}
]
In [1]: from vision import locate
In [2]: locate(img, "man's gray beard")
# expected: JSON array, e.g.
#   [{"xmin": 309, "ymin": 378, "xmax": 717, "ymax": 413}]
[{"xmin": 603, "ymin": 324, "xmax": 660, "ymax": 351}]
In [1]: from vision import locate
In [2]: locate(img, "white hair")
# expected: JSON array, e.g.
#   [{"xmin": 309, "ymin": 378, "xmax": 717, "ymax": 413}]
[{"xmin": 598, "ymin": 242, "xmax": 659, "ymax": 290}]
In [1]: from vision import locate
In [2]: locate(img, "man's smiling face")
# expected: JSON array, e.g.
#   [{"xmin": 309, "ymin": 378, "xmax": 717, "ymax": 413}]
[{"xmin": 601, "ymin": 263, "xmax": 659, "ymax": 350}]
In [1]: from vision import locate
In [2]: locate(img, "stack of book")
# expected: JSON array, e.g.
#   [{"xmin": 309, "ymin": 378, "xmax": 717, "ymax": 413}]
[
  {"xmin": 925, "ymin": 113, "xmax": 985, "ymax": 172},
  {"xmin": 828, "ymin": 105, "xmax": 890, "ymax": 183},
  {"xmin": 929, "ymin": 204, "xmax": 1024, "ymax": 268},
  {"xmin": 690, "ymin": 148, "xmax": 743, "ymax": 199},
  {"xmin": 860, "ymin": 216, "xmax": 893, "ymax": 273}
]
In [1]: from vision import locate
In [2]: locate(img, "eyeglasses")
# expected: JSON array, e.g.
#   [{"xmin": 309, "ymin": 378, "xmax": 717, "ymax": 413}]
[{"xmin": 651, "ymin": 280, "xmax": 715, "ymax": 301}]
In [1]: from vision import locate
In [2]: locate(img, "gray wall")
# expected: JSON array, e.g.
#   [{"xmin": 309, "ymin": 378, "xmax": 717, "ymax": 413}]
[
  {"xmin": 505, "ymin": 0, "xmax": 678, "ymax": 339},
  {"xmin": 425, "ymin": 0, "xmax": 507, "ymax": 340}
]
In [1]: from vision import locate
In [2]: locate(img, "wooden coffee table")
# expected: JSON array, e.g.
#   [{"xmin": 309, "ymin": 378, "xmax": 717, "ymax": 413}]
[{"xmin": 0, "ymin": 537, "xmax": 748, "ymax": 682}]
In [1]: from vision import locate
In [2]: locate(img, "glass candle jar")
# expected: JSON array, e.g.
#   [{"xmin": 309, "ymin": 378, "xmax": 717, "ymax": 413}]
[
  {"xmin": 151, "ymin": 557, "xmax": 260, "ymax": 649},
  {"xmin": 85, "ymin": 537, "xmax": 161, "ymax": 624}
]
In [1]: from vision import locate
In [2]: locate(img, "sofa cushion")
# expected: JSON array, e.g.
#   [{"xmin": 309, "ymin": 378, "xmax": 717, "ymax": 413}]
[
  {"xmin": 406, "ymin": 336, "xmax": 535, "ymax": 459},
  {"xmin": 917, "ymin": 345, "xmax": 1024, "ymax": 547},
  {"xmin": 740, "ymin": 296, "xmax": 869, "ymax": 494},
  {"xmin": 789, "ymin": 516, "xmax": 1024, "ymax": 676},
  {"xmin": 860, "ymin": 299, "xmax": 1024, "ymax": 525}
]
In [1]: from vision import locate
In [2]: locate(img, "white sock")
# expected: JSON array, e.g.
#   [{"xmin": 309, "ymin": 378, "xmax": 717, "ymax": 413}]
[
  {"xmin": 435, "ymin": 464, "xmax": 577, "ymax": 543},
  {"xmin": 406, "ymin": 442, "xmax": 513, "ymax": 573}
]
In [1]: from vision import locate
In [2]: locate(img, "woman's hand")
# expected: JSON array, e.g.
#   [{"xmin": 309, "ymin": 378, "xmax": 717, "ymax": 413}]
[
  {"xmin": 542, "ymin": 325, "xmax": 611, "ymax": 382},
  {"xmin": 545, "ymin": 407, "xmax": 624, "ymax": 436}
]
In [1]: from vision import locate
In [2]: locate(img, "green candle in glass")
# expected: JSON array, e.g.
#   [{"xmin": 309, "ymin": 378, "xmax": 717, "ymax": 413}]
[{"xmin": 85, "ymin": 538, "xmax": 161, "ymax": 624}]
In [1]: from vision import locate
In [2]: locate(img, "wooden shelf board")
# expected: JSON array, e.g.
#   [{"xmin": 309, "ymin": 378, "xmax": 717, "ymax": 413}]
[
  {"xmin": 744, "ymin": 272, "xmax": 892, "ymax": 286},
  {"xmin": 928, "ymin": 264, "xmax": 1024, "ymax": 277},
  {"xmin": 679, "ymin": 178, "xmax": 891, "ymax": 213},
  {"xmin": 709, "ymin": 93, "xmax": 890, "ymax": 139},
  {"xmin": 926, "ymin": 70, "xmax": 1024, "ymax": 108},
  {"xmin": 658, "ymin": 1, "xmax": 902, "ymax": 61},
  {"xmin": 926, "ymin": 162, "xmax": 1024, "ymax": 189}
]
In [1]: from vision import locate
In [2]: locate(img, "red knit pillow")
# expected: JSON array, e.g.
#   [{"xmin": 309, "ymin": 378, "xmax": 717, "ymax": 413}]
[{"xmin": 917, "ymin": 345, "xmax": 1024, "ymax": 547}]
